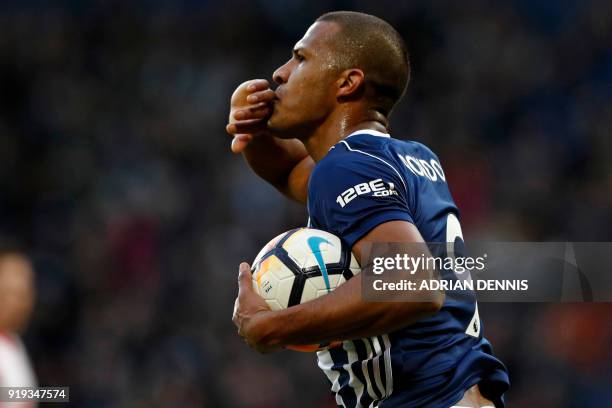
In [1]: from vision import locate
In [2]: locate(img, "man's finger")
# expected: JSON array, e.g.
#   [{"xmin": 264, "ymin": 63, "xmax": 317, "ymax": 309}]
[
  {"xmin": 245, "ymin": 79, "xmax": 270, "ymax": 93},
  {"xmin": 246, "ymin": 89, "xmax": 276, "ymax": 104},
  {"xmin": 227, "ymin": 119, "xmax": 269, "ymax": 136},
  {"xmin": 230, "ymin": 135, "xmax": 252, "ymax": 153},
  {"xmin": 238, "ymin": 262, "xmax": 252, "ymax": 291},
  {"xmin": 233, "ymin": 103, "xmax": 271, "ymax": 121},
  {"xmin": 226, "ymin": 120, "xmax": 260, "ymax": 135}
]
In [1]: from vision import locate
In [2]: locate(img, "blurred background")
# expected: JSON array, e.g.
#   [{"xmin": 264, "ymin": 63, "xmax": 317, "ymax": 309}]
[{"xmin": 0, "ymin": 0, "xmax": 611, "ymax": 406}]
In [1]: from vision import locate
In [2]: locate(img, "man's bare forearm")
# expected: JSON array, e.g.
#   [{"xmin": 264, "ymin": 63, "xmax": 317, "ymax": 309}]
[
  {"xmin": 253, "ymin": 274, "xmax": 444, "ymax": 347},
  {"xmin": 242, "ymin": 135, "xmax": 313, "ymax": 203}
]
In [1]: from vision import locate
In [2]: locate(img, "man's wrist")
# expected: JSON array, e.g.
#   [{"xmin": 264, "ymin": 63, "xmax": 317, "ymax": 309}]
[{"xmin": 250, "ymin": 309, "xmax": 286, "ymax": 348}]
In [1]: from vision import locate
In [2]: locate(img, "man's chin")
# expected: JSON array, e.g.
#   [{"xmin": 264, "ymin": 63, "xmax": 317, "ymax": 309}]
[{"xmin": 267, "ymin": 115, "xmax": 295, "ymax": 139}]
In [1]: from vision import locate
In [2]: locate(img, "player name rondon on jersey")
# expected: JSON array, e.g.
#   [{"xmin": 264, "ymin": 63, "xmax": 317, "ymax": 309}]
[
  {"xmin": 397, "ymin": 154, "xmax": 446, "ymax": 182},
  {"xmin": 336, "ymin": 178, "xmax": 398, "ymax": 208}
]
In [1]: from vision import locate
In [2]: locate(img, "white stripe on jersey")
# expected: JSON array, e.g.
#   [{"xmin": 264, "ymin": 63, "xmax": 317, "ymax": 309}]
[
  {"xmin": 360, "ymin": 338, "xmax": 379, "ymax": 404},
  {"xmin": 343, "ymin": 340, "xmax": 366, "ymax": 408},
  {"xmin": 318, "ymin": 349, "xmax": 347, "ymax": 408},
  {"xmin": 340, "ymin": 140, "xmax": 408, "ymax": 194},
  {"xmin": 370, "ymin": 337, "xmax": 386, "ymax": 400},
  {"xmin": 381, "ymin": 334, "xmax": 393, "ymax": 396}
]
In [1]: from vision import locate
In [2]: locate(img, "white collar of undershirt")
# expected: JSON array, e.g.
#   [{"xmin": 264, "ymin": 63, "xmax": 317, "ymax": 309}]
[
  {"xmin": 345, "ymin": 129, "xmax": 391, "ymax": 138},
  {"xmin": 329, "ymin": 129, "xmax": 391, "ymax": 151}
]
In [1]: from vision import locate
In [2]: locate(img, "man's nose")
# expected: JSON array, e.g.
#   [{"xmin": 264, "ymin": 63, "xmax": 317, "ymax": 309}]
[{"xmin": 273, "ymin": 62, "xmax": 290, "ymax": 85}]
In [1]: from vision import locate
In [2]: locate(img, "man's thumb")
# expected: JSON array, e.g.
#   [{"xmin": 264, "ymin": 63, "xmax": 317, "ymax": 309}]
[
  {"xmin": 238, "ymin": 262, "xmax": 253, "ymax": 289},
  {"xmin": 231, "ymin": 135, "xmax": 252, "ymax": 153}
]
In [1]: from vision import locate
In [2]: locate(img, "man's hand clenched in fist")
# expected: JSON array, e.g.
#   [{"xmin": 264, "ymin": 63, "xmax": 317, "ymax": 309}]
[{"xmin": 226, "ymin": 79, "xmax": 277, "ymax": 153}]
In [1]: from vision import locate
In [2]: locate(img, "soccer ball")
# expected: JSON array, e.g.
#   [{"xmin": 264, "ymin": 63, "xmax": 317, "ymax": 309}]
[{"xmin": 251, "ymin": 227, "xmax": 361, "ymax": 351}]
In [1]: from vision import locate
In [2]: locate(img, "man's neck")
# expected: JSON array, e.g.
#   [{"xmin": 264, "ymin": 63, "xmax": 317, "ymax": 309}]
[{"xmin": 303, "ymin": 109, "xmax": 388, "ymax": 162}]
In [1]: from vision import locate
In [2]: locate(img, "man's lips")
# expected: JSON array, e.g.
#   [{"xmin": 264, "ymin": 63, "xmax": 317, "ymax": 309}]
[
  {"xmin": 270, "ymin": 93, "xmax": 280, "ymax": 110},
  {"xmin": 273, "ymin": 87, "xmax": 282, "ymax": 100},
  {"xmin": 269, "ymin": 89, "xmax": 281, "ymax": 114}
]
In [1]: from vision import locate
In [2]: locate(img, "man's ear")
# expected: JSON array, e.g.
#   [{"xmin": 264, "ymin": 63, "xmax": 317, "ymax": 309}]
[{"xmin": 336, "ymin": 68, "xmax": 365, "ymax": 99}]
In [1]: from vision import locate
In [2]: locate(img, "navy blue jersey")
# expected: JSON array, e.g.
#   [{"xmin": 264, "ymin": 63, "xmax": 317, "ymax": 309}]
[{"xmin": 308, "ymin": 130, "xmax": 509, "ymax": 408}]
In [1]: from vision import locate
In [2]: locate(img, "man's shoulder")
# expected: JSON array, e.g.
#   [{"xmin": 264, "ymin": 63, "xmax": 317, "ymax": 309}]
[
  {"xmin": 312, "ymin": 141, "xmax": 386, "ymax": 180},
  {"xmin": 393, "ymin": 138, "xmax": 440, "ymax": 161},
  {"xmin": 310, "ymin": 141, "xmax": 408, "ymax": 196},
  {"xmin": 311, "ymin": 133, "xmax": 441, "ymax": 187}
]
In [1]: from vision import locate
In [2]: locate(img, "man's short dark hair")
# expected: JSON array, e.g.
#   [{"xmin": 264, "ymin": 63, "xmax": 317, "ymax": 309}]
[{"xmin": 317, "ymin": 11, "xmax": 410, "ymax": 116}]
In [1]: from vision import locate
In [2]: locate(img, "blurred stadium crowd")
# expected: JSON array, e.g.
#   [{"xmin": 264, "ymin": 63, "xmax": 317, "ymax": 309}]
[{"xmin": 0, "ymin": 0, "xmax": 611, "ymax": 407}]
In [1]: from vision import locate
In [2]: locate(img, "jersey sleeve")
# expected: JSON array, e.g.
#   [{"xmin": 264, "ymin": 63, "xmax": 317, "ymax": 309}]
[{"xmin": 311, "ymin": 153, "xmax": 414, "ymax": 248}]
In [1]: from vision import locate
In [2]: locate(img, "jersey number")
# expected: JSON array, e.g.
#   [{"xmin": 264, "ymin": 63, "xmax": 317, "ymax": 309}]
[{"xmin": 445, "ymin": 213, "xmax": 481, "ymax": 338}]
